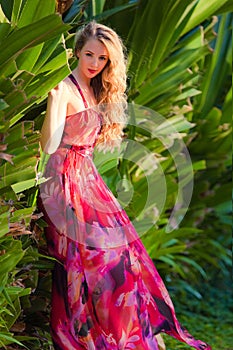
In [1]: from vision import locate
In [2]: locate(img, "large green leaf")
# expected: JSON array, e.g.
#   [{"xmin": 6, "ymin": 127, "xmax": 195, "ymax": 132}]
[
  {"xmin": 0, "ymin": 22, "xmax": 11, "ymax": 41},
  {"xmin": 15, "ymin": 44, "xmax": 44, "ymax": 72},
  {"xmin": 127, "ymin": 0, "xmax": 231, "ymax": 97},
  {"xmin": 0, "ymin": 210, "xmax": 9, "ymax": 237},
  {"xmin": 0, "ymin": 0, "xmax": 55, "ymax": 24},
  {"xmin": 90, "ymin": 0, "xmax": 106, "ymax": 16},
  {"xmin": 16, "ymin": 0, "xmax": 56, "ymax": 27},
  {"xmin": 0, "ymin": 14, "xmax": 70, "ymax": 69},
  {"xmin": 127, "ymin": 0, "xmax": 194, "ymax": 88},
  {"xmin": 1, "ymin": 44, "xmax": 70, "ymax": 123},
  {"xmin": 195, "ymin": 13, "xmax": 232, "ymax": 116},
  {"xmin": 182, "ymin": 0, "xmax": 233, "ymax": 35},
  {"xmin": 0, "ymin": 240, "xmax": 24, "ymax": 284}
]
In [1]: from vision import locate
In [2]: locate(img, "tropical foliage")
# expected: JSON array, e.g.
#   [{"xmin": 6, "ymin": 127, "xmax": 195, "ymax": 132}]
[{"xmin": 0, "ymin": 0, "xmax": 232, "ymax": 348}]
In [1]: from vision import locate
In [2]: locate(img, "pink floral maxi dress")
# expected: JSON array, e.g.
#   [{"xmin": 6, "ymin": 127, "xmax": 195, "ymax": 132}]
[{"xmin": 38, "ymin": 75, "xmax": 211, "ymax": 350}]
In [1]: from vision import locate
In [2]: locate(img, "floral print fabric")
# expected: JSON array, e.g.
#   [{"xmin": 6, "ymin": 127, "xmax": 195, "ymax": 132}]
[{"xmin": 38, "ymin": 79, "xmax": 211, "ymax": 350}]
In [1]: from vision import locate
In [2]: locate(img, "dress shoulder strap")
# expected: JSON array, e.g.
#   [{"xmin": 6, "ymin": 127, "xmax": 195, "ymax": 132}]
[{"xmin": 68, "ymin": 74, "xmax": 88, "ymax": 109}]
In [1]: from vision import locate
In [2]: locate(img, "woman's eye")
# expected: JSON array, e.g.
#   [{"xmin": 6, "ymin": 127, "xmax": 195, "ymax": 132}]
[
  {"xmin": 99, "ymin": 56, "xmax": 107, "ymax": 61},
  {"xmin": 86, "ymin": 53, "xmax": 92, "ymax": 57}
]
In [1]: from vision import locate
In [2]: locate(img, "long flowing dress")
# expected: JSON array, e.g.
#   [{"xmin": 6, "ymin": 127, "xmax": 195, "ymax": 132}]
[{"xmin": 38, "ymin": 74, "xmax": 211, "ymax": 350}]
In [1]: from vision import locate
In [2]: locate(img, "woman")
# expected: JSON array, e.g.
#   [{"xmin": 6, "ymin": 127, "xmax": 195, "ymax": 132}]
[{"xmin": 39, "ymin": 21, "xmax": 211, "ymax": 350}]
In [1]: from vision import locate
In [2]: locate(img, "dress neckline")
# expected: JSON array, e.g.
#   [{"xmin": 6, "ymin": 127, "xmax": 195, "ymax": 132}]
[{"xmin": 68, "ymin": 74, "xmax": 88, "ymax": 109}]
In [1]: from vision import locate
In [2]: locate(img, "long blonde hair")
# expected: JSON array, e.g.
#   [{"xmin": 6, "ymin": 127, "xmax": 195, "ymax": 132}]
[{"xmin": 74, "ymin": 21, "xmax": 128, "ymax": 151}]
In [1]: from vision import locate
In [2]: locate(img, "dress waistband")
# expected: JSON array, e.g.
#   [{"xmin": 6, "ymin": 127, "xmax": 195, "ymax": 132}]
[{"xmin": 60, "ymin": 144, "xmax": 93, "ymax": 156}]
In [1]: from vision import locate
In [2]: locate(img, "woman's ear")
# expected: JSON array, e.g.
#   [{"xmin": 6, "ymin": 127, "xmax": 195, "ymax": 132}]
[{"xmin": 76, "ymin": 50, "xmax": 80, "ymax": 58}]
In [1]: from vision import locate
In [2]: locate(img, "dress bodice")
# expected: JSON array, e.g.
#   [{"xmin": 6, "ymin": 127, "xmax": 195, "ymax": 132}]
[
  {"xmin": 60, "ymin": 109, "xmax": 101, "ymax": 148},
  {"xmin": 59, "ymin": 74, "xmax": 102, "ymax": 149}
]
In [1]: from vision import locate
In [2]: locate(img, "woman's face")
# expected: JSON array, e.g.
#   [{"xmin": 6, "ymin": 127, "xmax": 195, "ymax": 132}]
[{"xmin": 77, "ymin": 38, "xmax": 109, "ymax": 79}]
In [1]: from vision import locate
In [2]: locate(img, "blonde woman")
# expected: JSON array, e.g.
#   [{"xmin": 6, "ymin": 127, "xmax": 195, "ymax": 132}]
[{"xmin": 39, "ymin": 21, "xmax": 211, "ymax": 350}]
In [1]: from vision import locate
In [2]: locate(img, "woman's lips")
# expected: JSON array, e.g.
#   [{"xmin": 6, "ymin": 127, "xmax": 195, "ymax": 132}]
[{"xmin": 88, "ymin": 69, "xmax": 97, "ymax": 74}]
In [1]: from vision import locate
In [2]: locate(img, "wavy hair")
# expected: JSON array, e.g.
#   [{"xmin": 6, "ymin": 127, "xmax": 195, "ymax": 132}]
[{"xmin": 74, "ymin": 21, "xmax": 128, "ymax": 151}]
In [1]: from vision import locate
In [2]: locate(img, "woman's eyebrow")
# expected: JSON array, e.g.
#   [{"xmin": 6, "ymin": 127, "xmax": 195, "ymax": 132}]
[{"xmin": 85, "ymin": 49, "xmax": 108, "ymax": 57}]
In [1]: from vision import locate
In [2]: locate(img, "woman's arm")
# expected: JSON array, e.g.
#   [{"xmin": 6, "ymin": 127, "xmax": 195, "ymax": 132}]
[{"xmin": 40, "ymin": 82, "xmax": 67, "ymax": 154}]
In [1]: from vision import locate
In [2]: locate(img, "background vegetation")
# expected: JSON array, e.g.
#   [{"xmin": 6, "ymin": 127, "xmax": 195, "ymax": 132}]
[{"xmin": 0, "ymin": 0, "xmax": 232, "ymax": 349}]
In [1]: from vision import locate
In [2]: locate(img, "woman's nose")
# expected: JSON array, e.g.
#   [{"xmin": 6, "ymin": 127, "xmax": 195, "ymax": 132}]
[{"xmin": 91, "ymin": 57, "xmax": 98, "ymax": 67}]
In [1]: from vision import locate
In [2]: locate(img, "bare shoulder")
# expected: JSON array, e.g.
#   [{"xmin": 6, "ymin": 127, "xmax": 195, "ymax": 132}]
[
  {"xmin": 63, "ymin": 75, "xmax": 87, "ymax": 114},
  {"xmin": 48, "ymin": 79, "xmax": 67, "ymax": 99},
  {"xmin": 63, "ymin": 75, "xmax": 78, "ymax": 95}
]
